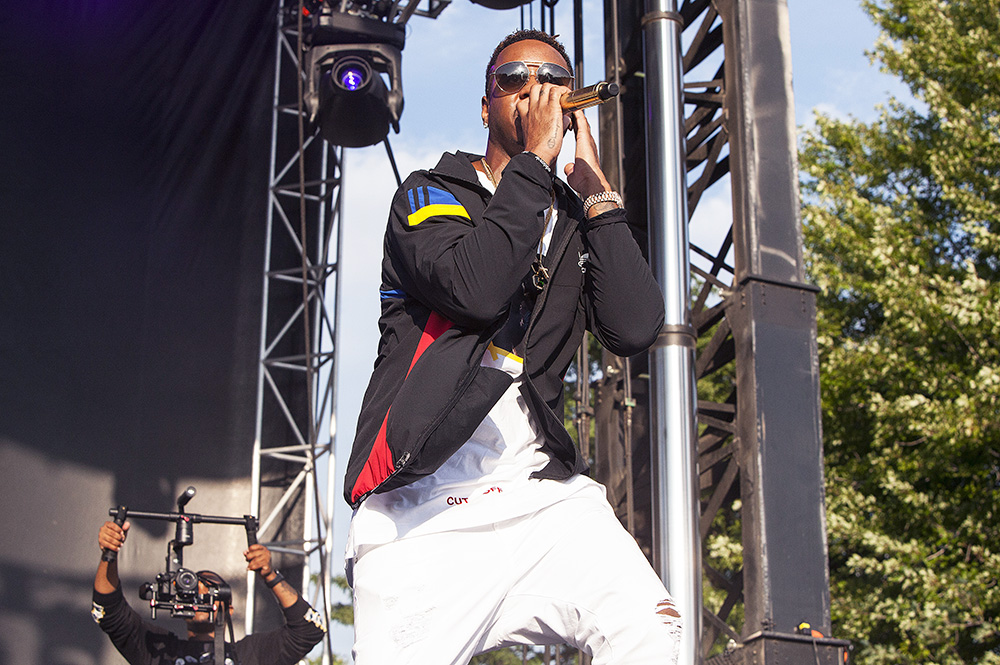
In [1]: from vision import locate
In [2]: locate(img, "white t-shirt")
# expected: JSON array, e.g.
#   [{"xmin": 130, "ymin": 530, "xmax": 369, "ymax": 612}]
[{"xmin": 346, "ymin": 168, "xmax": 602, "ymax": 561}]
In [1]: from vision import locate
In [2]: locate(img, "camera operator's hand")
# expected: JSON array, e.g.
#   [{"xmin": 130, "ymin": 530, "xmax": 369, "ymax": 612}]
[
  {"xmin": 245, "ymin": 543, "xmax": 300, "ymax": 609},
  {"xmin": 98, "ymin": 520, "xmax": 130, "ymax": 553},
  {"xmin": 95, "ymin": 520, "xmax": 130, "ymax": 594},
  {"xmin": 244, "ymin": 543, "xmax": 273, "ymax": 577}
]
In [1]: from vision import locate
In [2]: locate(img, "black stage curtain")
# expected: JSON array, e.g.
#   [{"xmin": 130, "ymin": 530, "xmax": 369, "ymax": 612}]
[
  {"xmin": 1, "ymin": 0, "xmax": 274, "ymax": 503},
  {"xmin": 0, "ymin": 1, "xmax": 280, "ymax": 661}
]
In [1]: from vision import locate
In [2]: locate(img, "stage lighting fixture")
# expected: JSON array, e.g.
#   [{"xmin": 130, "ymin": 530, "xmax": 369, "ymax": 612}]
[
  {"xmin": 336, "ymin": 59, "xmax": 369, "ymax": 91},
  {"xmin": 305, "ymin": 12, "xmax": 405, "ymax": 148}
]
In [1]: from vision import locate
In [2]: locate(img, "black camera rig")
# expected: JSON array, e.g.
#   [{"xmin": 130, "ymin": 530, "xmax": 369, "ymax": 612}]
[{"xmin": 104, "ymin": 486, "xmax": 259, "ymax": 622}]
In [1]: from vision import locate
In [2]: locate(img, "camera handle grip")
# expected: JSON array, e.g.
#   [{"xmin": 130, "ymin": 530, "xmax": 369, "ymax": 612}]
[
  {"xmin": 101, "ymin": 506, "xmax": 129, "ymax": 563},
  {"xmin": 244, "ymin": 515, "xmax": 259, "ymax": 547}
]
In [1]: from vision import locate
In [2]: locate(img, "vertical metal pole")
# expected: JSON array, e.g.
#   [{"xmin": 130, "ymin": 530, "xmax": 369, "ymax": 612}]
[
  {"xmin": 247, "ymin": 1, "xmax": 286, "ymax": 633},
  {"xmin": 642, "ymin": 2, "xmax": 702, "ymax": 663},
  {"xmin": 573, "ymin": 0, "xmax": 584, "ymax": 85},
  {"xmin": 317, "ymin": 150, "xmax": 345, "ymax": 665}
]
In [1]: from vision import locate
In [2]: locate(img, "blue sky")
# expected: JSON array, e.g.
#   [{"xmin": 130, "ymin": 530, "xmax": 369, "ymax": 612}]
[{"xmin": 325, "ymin": 0, "xmax": 905, "ymax": 658}]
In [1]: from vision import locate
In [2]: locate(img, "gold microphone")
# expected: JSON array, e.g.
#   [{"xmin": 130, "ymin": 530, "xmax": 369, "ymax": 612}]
[{"xmin": 560, "ymin": 81, "xmax": 620, "ymax": 112}]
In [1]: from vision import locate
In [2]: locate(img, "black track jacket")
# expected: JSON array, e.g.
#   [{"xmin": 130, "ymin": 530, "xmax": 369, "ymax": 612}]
[{"xmin": 344, "ymin": 150, "xmax": 664, "ymax": 508}]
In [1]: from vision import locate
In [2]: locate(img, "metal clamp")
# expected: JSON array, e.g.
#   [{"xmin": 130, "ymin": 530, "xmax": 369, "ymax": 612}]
[
  {"xmin": 653, "ymin": 323, "xmax": 697, "ymax": 349},
  {"xmin": 641, "ymin": 10, "xmax": 683, "ymax": 27}
]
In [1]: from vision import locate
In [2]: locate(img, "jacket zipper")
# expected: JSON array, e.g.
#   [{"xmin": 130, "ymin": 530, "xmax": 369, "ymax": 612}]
[
  {"xmin": 353, "ymin": 451, "xmax": 412, "ymax": 508},
  {"xmin": 352, "ymin": 306, "xmax": 506, "ymax": 507}
]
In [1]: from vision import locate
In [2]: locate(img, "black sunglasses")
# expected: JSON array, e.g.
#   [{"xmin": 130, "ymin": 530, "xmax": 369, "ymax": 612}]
[{"xmin": 489, "ymin": 60, "xmax": 574, "ymax": 95}]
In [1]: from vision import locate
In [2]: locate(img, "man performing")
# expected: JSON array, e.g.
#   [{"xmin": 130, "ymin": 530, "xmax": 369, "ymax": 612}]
[
  {"xmin": 344, "ymin": 29, "xmax": 681, "ymax": 664},
  {"xmin": 92, "ymin": 520, "xmax": 326, "ymax": 664}
]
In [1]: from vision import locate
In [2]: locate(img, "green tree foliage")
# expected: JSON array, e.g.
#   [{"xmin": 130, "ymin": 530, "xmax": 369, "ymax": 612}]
[{"xmin": 799, "ymin": 1, "xmax": 1000, "ymax": 662}]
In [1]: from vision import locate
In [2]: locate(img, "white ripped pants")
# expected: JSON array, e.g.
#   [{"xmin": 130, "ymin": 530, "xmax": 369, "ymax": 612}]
[{"xmin": 351, "ymin": 493, "xmax": 682, "ymax": 664}]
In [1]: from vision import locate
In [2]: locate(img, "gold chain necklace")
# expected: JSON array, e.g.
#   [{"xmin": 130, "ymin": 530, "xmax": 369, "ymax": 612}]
[
  {"xmin": 481, "ymin": 158, "xmax": 499, "ymax": 188},
  {"xmin": 481, "ymin": 158, "xmax": 555, "ymax": 293}
]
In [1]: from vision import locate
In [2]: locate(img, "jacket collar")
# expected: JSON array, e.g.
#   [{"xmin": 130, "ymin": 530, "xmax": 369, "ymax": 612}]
[
  {"xmin": 430, "ymin": 151, "xmax": 581, "ymax": 215},
  {"xmin": 429, "ymin": 151, "xmax": 483, "ymax": 186}
]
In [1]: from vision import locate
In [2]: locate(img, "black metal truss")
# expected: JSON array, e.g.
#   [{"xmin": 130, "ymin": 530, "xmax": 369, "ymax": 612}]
[
  {"xmin": 251, "ymin": 2, "xmax": 455, "ymax": 661},
  {"xmin": 248, "ymin": 3, "xmax": 342, "ymax": 660},
  {"xmin": 597, "ymin": 0, "xmax": 848, "ymax": 662}
]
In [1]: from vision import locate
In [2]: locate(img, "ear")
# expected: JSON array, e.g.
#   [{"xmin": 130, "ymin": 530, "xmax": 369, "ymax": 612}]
[{"xmin": 481, "ymin": 96, "xmax": 489, "ymax": 129}]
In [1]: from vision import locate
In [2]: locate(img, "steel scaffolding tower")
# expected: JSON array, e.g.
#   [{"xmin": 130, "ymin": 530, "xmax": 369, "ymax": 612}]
[
  {"xmin": 248, "ymin": 2, "xmax": 342, "ymax": 662},
  {"xmin": 249, "ymin": 2, "xmax": 450, "ymax": 663}
]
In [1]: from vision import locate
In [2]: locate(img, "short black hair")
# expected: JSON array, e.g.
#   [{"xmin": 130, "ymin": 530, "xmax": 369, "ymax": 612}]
[
  {"xmin": 485, "ymin": 29, "xmax": 574, "ymax": 96},
  {"xmin": 196, "ymin": 570, "xmax": 228, "ymax": 589}
]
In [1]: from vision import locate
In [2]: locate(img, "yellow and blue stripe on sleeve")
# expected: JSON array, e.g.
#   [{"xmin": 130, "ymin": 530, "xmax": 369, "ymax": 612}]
[{"xmin": 406, "ymin": 186, "xmax": 471, "ymax": 226}]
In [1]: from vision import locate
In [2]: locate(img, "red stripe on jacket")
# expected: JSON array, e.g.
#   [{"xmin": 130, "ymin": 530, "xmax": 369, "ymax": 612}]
[{"xmin": 350, "ymin": 311, "xmax": 453, "ymax": 503}]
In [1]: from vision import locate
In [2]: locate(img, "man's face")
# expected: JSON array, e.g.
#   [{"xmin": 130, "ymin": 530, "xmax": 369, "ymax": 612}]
[
  {"xmin": 187, "ymin": 581, "xmax": 218, "ymax": 627},
  {"xmin": 482, "ymin": 39, "xmax": 572, "ymax": 158}
]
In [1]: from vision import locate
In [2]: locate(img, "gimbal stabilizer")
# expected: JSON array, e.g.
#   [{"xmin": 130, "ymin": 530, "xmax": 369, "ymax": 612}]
[{"xmin": 104, "ymin": 486, "xmax": 260, "ymax": 621}]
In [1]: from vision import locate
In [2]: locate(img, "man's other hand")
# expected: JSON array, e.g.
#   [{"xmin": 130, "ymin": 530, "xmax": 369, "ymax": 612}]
[
  {"xmin": 244, "ymin": 543, "xmax": 273, "ymax": 577},
  {"xmin": 564, "ymin": 111, "xmax": 614, "ymax": 212}
]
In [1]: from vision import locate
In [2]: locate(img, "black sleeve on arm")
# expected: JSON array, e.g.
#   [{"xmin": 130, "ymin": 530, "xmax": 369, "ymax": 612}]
[
  {"xmin": 92, "ymin": 586, "xmax": 171, "ymax": 665},
  {"xmin": 233, "ymin": 597, "xmax": 327, "ymax": 665},
  {"xmin": 387, "ymin": 153, "xmax": 554, "ymax": 329},
  {"xmin": 582, "ymin": 208, "xmax": 665, "ymax": 356}
]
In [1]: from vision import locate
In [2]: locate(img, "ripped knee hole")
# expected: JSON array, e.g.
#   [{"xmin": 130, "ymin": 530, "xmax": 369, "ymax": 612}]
[{"xmin": 656, "ymin": 598, "xmax": 681, "ymax": 619}]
